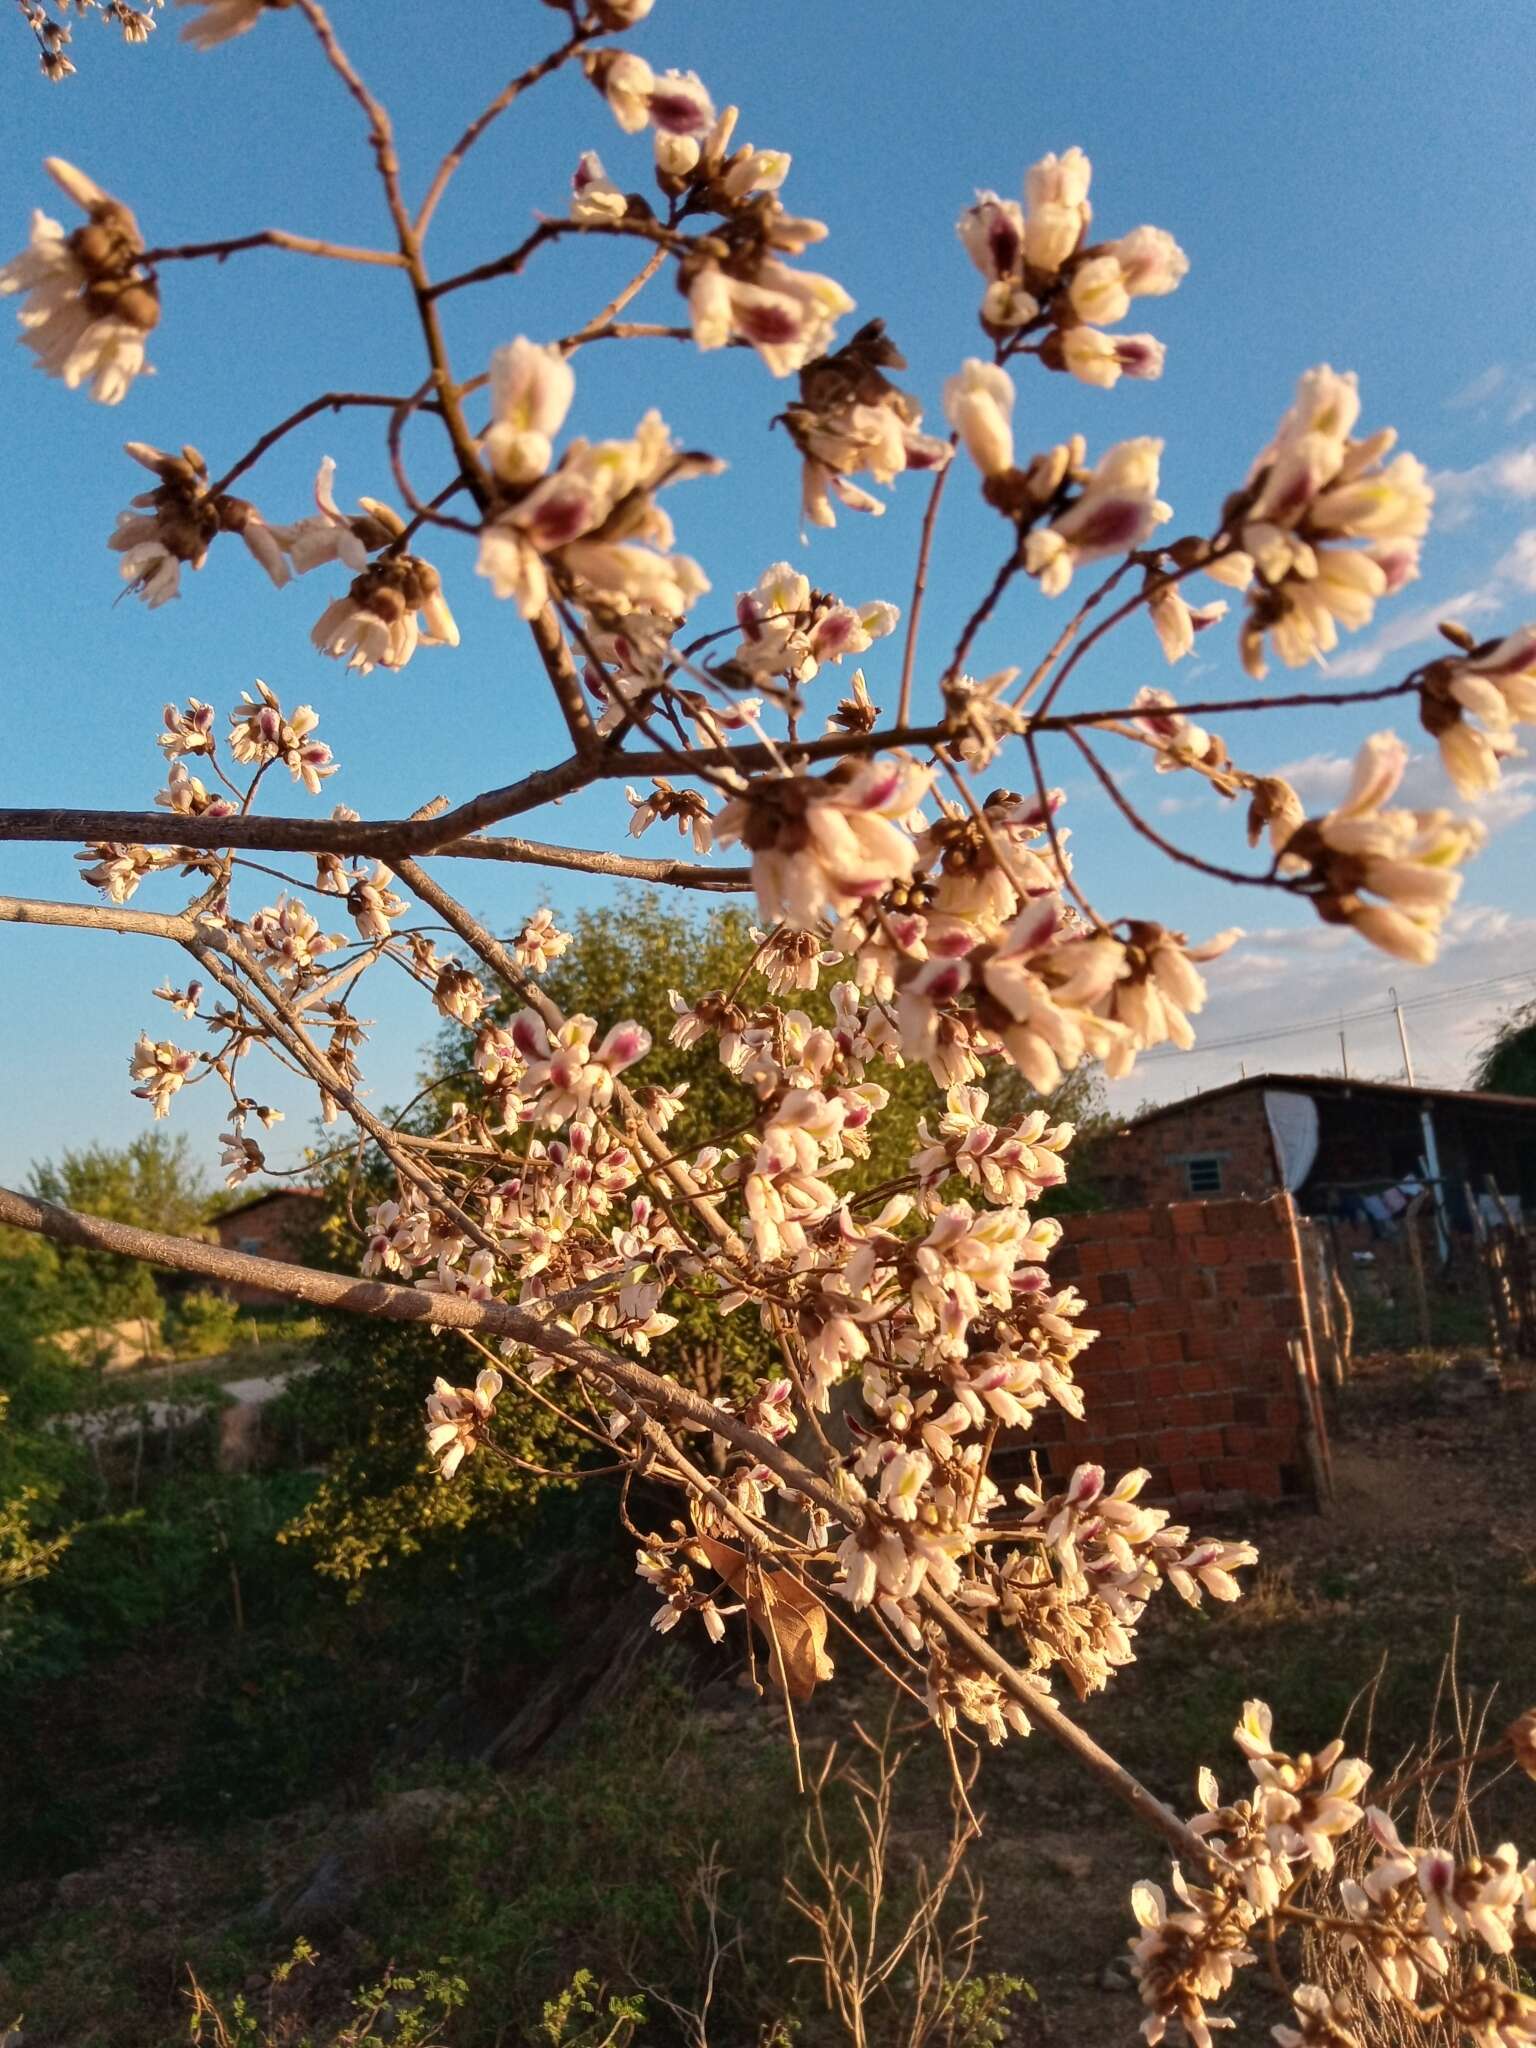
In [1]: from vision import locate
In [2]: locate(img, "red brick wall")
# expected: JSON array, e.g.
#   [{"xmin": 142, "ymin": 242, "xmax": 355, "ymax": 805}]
[
  {"xmin": 214, "ymin": 1192, "xmax": 324, "ymax": 1306},
  {"xmin": 1018, "ymin": 1192, "xmax": 1320, "ymax": 1511},
  {"xmin": 1101, "ymin": 1088, "xmax": 1279, "ymax": 1208}
]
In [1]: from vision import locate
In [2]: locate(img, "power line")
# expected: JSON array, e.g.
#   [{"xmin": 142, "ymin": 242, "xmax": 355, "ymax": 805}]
[{"xmin": 1137, "ymin": 963, "xmax": 1536, "ymax": 1064}]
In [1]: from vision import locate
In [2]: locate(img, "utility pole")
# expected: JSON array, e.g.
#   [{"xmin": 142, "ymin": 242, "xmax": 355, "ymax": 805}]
[
  {"xmin": 1389, "ymin": 986, "xmax": 1415, "ymax": 1084},
  {"xmin": 1338, "ymin": 1027, "xmax": 1349, "ymax": 1078}
]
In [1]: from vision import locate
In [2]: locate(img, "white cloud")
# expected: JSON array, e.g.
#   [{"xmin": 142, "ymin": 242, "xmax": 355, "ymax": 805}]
[
  {"xmin": 1431, "ymin": 443, "xmax": 1536, "ymax": 530},
  {"xmin": 1272, "ymin": 751, "xmax": 1354, "ymax": 805},
  {"xmin": 1108, "ymin": 904, "xmax": 1536, "ymax": 1112},
  {"xmin": 1273, "ymin": 744, "xmax": 1536, "ymax": 832},
  {"xmin": 1326, "ymin": 588, "xmax": 1497, "ymax": 679},
  {"xmin": 1447, "ymin": 365, "xmax": 1508, "ymax": 412},
  {"xmin": 1444, "ymin": 364, "xmax": 1536, "ymax": 427},
  {"xmin": 1494, "ymin": 527, "xmax": 1536, "ymax": 593}
]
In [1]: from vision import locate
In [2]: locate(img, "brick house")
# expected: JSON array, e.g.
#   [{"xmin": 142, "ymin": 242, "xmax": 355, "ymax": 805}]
[
  {"xmin": 1023, "ymin": 1195, "xmax": 1326, "ymax": 1512},
  {"xmin": 1102, "ymin": 1074, "xmax": 1536, "ymax": 1227},
  {"xmin": 212, "ymin": 1186, "xmax": 327, "ymax": 1306}
]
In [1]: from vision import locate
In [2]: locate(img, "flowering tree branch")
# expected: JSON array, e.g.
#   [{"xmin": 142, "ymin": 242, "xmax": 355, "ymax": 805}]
[{"xmin": 7, "ymin": 13, "xmax": 1536, "ymax": 2039}]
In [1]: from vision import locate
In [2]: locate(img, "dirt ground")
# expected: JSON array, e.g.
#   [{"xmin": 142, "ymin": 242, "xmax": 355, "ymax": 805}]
[
  {"xmin": 4, "ymin": 1350, "xmax": 1534, "ymax": 2046},
  {"xmin": 968, "ymin": 1350, "xmax": 1536, "ymax": 2044}
]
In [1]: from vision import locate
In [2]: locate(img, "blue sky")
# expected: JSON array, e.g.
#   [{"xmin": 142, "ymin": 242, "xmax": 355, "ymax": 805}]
[{"xmin": 4, "ymin": 0, "xmax": 1536, "ymax": 1183}]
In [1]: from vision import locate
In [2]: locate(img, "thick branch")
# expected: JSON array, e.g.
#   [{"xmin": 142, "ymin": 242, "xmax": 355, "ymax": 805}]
[
  {"xmin": 0, "ymin": 895, "xmax": 200, "ymax": 939},
  {"xmin": 0, "ymin": 811, "xmax": 748, "ymax": 888}
]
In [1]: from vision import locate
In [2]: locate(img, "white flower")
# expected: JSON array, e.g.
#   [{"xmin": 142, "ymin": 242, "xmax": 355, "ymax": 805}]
[
  {"xmin": 1109, "ymin": 225, "xmax": 1189, "ymax": 298},
  {"xmin": 311, "ymin": 557, "xmax": 459, "ymax": 673},
  {"xmin": 482, "ymin": 338, "xmax": 576, "ymax": 487},
  {"xmin": 715, "ymin": 758, "xmax": 933, "ymax": 930},
  {"xmin": 1068, "ymin": 253, "xmax": 1131, "ymax": 326},
  {"xmin": 129, "ymin": 1032, "xmax": 195, "ymax": 1117},
  {"xmin": 571, "ymin": 150, "xmax": 627, "ymax": 224},
  {"xmin": 1022, "ymin": 145, "xmax": 1092, "ymax": 272},
  {"xmin": 1, "ymin": 161, "xmax": 157, "ymax": 404},
  {"xmin": 943, "ymin": 359, "xmax": 1016, "ymax": 478},
  {"xmin": 688, "ymin": 259, "xmax": 855, "ymax": 377},
  {"xmin": 1025, "ymin": 438, "xmax": 1171, "ymax": 594}
]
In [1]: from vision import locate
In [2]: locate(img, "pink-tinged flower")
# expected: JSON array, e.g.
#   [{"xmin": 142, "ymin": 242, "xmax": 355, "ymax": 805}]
[
  {"xmin": 1233, "ymin": 369, "xmax": 1431, "ymax": 677},
  {"xmin": 688, "ymin": 259, "xmax": 854, "ymax": 377},
  {"xmin": 129, "ymin": 1032, "xmax": 195, "ymax": 1117},
  {"xmin": 512, "ymin": 908, "xmax": 573, "ymax": 975},
  {"xmin": 1060, "ymin": 326, "xmax": 1166, "ymax": 388},
  {"xmin": 482, "ymin": 338, "xmax": 575, "ymax": 486},
  {"xmin": 228, "ymin": 682, "xmax": 336, "ymax": 794},
  {"xmin": 1, "ymin": 159, "xmax": 157, "ymax": 403},
  {"xmin": 1025, "ymin": 437, "xmax": 1171, "ymax": 595},
  {"xmin": 1149, "ymin": 589, "xmax": 1227, "ymax": 665},
  {"xmin": 512, "ymin": 1011, "xmax": 652, "ymax": 1126},
  {"xmin": 943, "ymin": 359, "xmax": 1015, "ymax": 477},
  {"xmin": 1288, "ymin": 730, "xmax": 1484, "ymax": 963},
  {"xmin": 424, "ymin": 1367, "xmax": 502, "ymax": 1480},
  {"xmin": 1108, "ymin": 225, "xmax": 1190, "ymax": 297},
  {"xmin": 957, "ymin": 190, "xmax": 1026, "ymax": 282},
  {"xmin": 646, "ymin": 68, "xmax": 715, "ymax": 136},
  {"xmin": 245, "ymin": 894, "xmax": 341, "ymax": 983},
  {"xmin": 714, "ymin": 758, "xmax": 933, "ymax": 929},
  {"xmin": 571, "ymin": 150, "xmax": 627, "ymax": 224}
]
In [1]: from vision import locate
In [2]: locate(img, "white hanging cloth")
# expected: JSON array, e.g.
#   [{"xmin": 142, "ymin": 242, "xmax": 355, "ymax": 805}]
[{"xmin": 1264, "ymin": 1089, "xmax": 1320, "ymax": 1193}]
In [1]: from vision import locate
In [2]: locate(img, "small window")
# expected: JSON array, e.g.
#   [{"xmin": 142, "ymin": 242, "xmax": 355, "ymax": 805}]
[
  {"xmin": 239, "ymin": 1235, "xmax": 263, "ymax": 1254},
  {"xmin": 1186, "ymin": 1156, "xmax": 1224, "ymax": 1196}
]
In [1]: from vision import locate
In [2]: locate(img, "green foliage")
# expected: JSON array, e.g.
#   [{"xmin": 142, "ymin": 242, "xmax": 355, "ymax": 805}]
[
  {"xmin": 943, "ymin": 1972, "xmax": 1032, "ymax": 2047},
  {"xmin": 273, "ymin": 1314, "xmax": 591, "ymax": 1587},
  {"xmin": 0, "ymin": 1480, "xmax": 72, "ymax": 1601},
  {"xmin": 164, "ymin": 1290, "xmax": 243, "ymax": 1361},
  {"xmin": 1472, "ymin": 995, "xmax": 1536, "ymax": 1097},
  {"xmin": 1, "ymin": 1134, "xmax": 212, "ymax": 1339},
  {"xmin": 187, "ymin": 1941, "xmax": 469, "ymax": 2048},
  {"xmin": 536, "ymin": 1970, "xmax": 646, "ymax": 2047}
]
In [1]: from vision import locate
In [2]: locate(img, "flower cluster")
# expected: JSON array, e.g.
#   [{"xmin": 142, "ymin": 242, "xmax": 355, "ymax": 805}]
[
  {"xmin": 0, "ymin": 158, "xmax": 157, "ymax": 402},
  {"xmin": 1420, "ymin": 624, "xmax": 1536, "ymax": 797},
  {"xmin": 128, "ymin": 1032, "xmax": 196, "ymax": 1117},
  {"xmin": 1130, "ymin": 1702, "xmax": 1536, "ymax": 2048},
  {"xmin": 719, "ymin": 561, "xmax": 901, "ymax": 707},
  {"xmin": 1279, "ymin": 731, "xmax": 1484, "ymax": 964},
  {"xmin": 228, "ymin": 681, "xmax": 337, "ymax": 794},
  {"xmin": 424, "ymin": 1367, "xmax": 502, "ymax": 1480},
  {"xmin": 957, "ymin": 146, "xmax": 1185, "ymax": 385},
  {"xmin": 108, "ymin": 441, "xmax": 289, "ymax": 606},
  {"xmin": 477, "ymin": 346, "xmax": 714, "ymax": 627},
  {"xmin": 1224, "ymin": 365, "xmax": 1433, "ymax": 679},
  {"xmin": 778, "ymin": 318, "xmax": 954, "ymax": 529}
]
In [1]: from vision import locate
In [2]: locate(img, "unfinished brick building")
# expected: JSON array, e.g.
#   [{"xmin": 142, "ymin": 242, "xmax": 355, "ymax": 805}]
[{"xmin": 1014, "ymin": 1193, "xmax": 1328, "ymax": 1514}]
